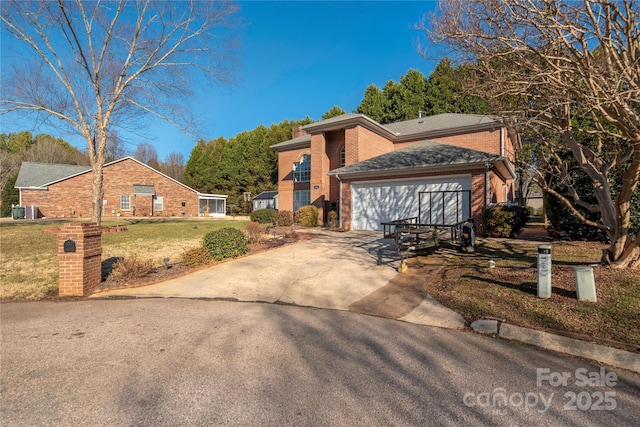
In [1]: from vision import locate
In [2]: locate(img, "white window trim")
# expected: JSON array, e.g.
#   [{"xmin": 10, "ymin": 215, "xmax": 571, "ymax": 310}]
[
  {"xmin": 293, "ymin": 154, "xmax": 311, "ymax": 183},
  {"xmin": 154, "ymin": 195, "xmax": 164, "ymax": 212},
  {"xmin": 120, "ymin": 194, "xmax": 131, "ymax": 211}
]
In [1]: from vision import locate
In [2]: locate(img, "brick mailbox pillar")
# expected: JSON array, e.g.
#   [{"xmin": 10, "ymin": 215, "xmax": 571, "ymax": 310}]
[{"xmin": 57, "ymin": 223, "xmax": 102, "ymax": 296}]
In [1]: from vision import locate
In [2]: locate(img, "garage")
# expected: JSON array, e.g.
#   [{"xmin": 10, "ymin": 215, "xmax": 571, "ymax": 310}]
[{"xmin": 351, "ymin": 176, "xmax": 471, "ymax": 231}]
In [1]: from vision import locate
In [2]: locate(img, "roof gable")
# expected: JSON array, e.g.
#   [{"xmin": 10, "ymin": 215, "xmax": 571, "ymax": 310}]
[
  {"xmin": 15, "ymin": 157, "xmax": 199, "ymax": 195},
  {"xmin": 328, "ymin": 140, "xmax": 501, "ymax": 177},
  {"xmin": 15, "ymin": 162, "xmax": 91, "ymax": 188}
]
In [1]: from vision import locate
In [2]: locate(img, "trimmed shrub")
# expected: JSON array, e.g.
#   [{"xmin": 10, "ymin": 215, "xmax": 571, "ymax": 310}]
[
  {"xmin": 108, "ymin": 255, "xmax": 153, "ymax": 281},
  {"xmin": 203, "ymin": 227, "xmax": 248, "ymax": 260},
  {"xmin": 294, "ymin": 205, "xmax": 319, "ymax": 227},
  {"xmin": 245, "ymin": 221, "xmax": 267, "ymax": 244},
  {"xmin": 181, "ymin": 246, "xmax": 212, "ymax": 267},
  {"xmin": 485, "ymin": 205, "xmax": 530, "ymax": 237},
  {"xmin": 507, "ymin": 205, "xmax": 530, "ymax": 233},
  {"xmin": 250, "ymin": 208, "xmax": 276, "ymax": 224},
  {"xmin": 327, "ymin": 210, "xmax": 338, "ymax": 221},
  {"xmin": 274, "ymin": 210, "xmax": 294, "ymax": 227}
]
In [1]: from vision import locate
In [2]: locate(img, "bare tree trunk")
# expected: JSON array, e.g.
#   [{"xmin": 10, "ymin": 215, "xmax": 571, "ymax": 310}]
[
  {"xmin": 611, "ymin": 234, "xmax": 640, "ymax": 269},
  {"xmin": 91, "ymin": 164, "xmax": 104, "ymax": 224}
]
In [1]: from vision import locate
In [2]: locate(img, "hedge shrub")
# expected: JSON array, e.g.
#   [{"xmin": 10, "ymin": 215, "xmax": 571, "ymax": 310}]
[
  {"xmin": 203, "ymin": 227, "xmax": 248, "ymax": 260},
  {"xmin": 294, "ymin": 205, "xmax": 319, "ymax": 227},
  {"xmin": 181, "ymin": 246, "xmax": 212, "ymax": 267},
  {"xmin": 274, "ymin": 210, "xmax": 294, "ymax": 227},
  {"xmin": 485, "ymin": 205, "xmax": 530, "ymax": 237},
  {"xmin": 250, "ymin": 209, "xmax": 276, "ymax": 224}
]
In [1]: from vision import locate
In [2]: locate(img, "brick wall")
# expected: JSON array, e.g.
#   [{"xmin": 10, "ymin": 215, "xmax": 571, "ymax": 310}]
[
  {"xmin": 57, "ymin": 222, "xmax": 102, "ymax": 296},
  {"xmin": 21, "ymin": 158, "xmax": 200, "ymax": 219},
  {"xmin": 326, "ymin": 130, "xmax": 345, "ymax": 212},
  {"xmin": 277, "ymin": 147, "xmax": 312, "ymax": 212},
  {"xmin": 350, "ymin": 126, "xmax": 394, "ymax": 164},
  {"xmin": 393, "ymin": 128, "xmax": 516, "ymax": 166},
  {"xmin": 310, "ymin": 133, "xmax": 329, "ymax": 222}
]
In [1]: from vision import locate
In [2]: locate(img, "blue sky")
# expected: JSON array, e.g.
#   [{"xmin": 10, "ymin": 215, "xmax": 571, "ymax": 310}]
[{"xmin": 1, "ymin": 1, "xmax": 439, "ymax": 161}]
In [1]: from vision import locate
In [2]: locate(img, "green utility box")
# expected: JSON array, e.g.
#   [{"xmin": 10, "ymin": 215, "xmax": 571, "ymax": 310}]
[{"xmin": 12, "ymin": 206, "xmax": 25, "ymax": 220}]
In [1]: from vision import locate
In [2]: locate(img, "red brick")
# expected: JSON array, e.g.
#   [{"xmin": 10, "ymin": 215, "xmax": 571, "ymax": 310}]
[{"xmin": 21, "ymin": 158, "xmax": 201, "ymax": 218}]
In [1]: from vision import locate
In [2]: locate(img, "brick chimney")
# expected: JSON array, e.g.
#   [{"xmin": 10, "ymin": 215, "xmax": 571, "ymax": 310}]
[{"xmin": 292, "ymin": 126, "xmax": 307, "ymax": 139}]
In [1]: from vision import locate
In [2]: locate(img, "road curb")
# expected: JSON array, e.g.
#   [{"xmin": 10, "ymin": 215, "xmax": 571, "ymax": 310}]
[{"xmin": 471, "ymin": 320, "xmax": 640, "ymax": 374}]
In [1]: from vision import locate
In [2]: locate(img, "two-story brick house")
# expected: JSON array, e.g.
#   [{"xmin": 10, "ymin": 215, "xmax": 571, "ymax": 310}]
[
  {"xmin": 15, "ymin": 157, "xmax": 227, "ymax": 219},
  {"xmin": 271, "ymin": 113, "xmax": 516, "ymax": 231}
]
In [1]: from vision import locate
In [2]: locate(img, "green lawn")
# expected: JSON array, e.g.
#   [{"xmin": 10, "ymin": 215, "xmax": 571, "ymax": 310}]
[{"xmin": 0, "ymin": 219, "xmax": 247, "ymax": 301}]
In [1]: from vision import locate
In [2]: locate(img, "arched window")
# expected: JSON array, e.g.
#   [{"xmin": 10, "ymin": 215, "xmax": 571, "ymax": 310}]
[
  {"xmin": 339, "ymin": 146, "xmax": 345, "ymax": 167},
  {"xmin": 293, "ymin": 154, "xmax": 311, "ymax": 182}
]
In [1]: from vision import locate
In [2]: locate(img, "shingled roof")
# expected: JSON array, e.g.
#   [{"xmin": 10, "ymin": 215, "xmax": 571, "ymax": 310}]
[
  {"xmin": 384, "ymin": 113, "xmax": 498, "ymax": 138},
  {"xmin": 327, "ymin": 140, "xmax": 503, "ymax": 178},
  {"xmin": 253, "ymin": 191, "xmax": 278, "ymax": 200},
  {"xmin": 15, "ymin": 162, "xmax": 91, "ymax": 188},
  {"xmin": 270, "ymin": 113, "xmax": 501, "ymax": 150}
]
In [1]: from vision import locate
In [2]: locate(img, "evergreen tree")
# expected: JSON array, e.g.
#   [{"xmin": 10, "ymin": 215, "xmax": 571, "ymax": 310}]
[
  {"xmin": 381, "ymin": 80, "xmax": 402, "ymax": 124},
  {"xmin": 0, "ymin": 131, "xmax": 33, "ymax": 153},
  {"xmin": 1, "ymin": 174, "xmax": 19, "ymax": 217},
  {"xmin": 424, "ymin": 60, "xmax": 489, "ymax": 115},
  {"xmin": 183, "ymin": 117, "xmax": 313, "ymax": 209},
  {"xmin": 395, "ymin": 69, "xmax": 428, "ymax": 121},
  {"xmin": 355, "ymin": 85, "xmax": 387, "ymax": 123},
  {"xmin": 322, "ymin": 106, "xmax": 346, "ymax": 120}
]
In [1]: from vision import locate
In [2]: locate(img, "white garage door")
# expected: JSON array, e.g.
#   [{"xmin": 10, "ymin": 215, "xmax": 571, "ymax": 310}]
[{"xmin": 351, "ymin": 176, "xmax": 471, "ymax": 231}]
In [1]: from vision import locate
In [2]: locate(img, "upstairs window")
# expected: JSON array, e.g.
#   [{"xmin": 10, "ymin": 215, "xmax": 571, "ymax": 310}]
[
  {"xmin": 339, "ymin": 146, "xmax": 345, "ymax": 167},
  {"xmin": 293, "ymin": 154, "xmax": 311, "ymax": 182}
]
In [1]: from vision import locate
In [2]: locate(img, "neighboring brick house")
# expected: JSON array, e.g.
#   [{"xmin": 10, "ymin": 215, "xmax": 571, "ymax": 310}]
[
  {"xmin": 271, "ymin": 113, "xmax": 516, "ymax": 231},
  {"xmin": 15, "ymin": 157, "xmax": 227, "ymax": 219}
]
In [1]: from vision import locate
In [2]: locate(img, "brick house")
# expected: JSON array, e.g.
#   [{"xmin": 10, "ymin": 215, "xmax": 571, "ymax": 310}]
[
  {"xmin": 15, "ymin": 157, "xmax": 227, "ymax": 219},
  {"xmin": 271, "ymin": 113, "xmax": 516, "ymax": 231}
]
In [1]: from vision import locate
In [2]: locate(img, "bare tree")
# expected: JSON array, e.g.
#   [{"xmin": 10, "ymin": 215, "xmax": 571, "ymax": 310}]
[
  {"xmin": 160, "ymin": 151, "xmax": 185, "ymax": 182},
  {"xmin": 1, "ymin": 0, "xmax": 237, "ymax": 224},
  {"xmin": 132, "ymin": 142, "xmax": 159, "ymax": 165},
  {"xmin": 104, "ymin": 130, "xmax": 127, "ymax": 162},
  {"xmin": 424, "ymin": 0, "xmax": 640, "ymax": 268},
  {"xmin": 21, "ymin": 134, "xmax": 80, "ymax": 164}
]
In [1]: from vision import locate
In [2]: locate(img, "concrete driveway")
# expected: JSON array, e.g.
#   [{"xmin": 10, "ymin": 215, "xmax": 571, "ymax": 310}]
[{"xmin": 93, "ymin": 230, "xmax": 465, "ymax": 329}]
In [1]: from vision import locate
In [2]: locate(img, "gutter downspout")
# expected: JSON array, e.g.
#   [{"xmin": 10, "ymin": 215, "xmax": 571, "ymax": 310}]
[
  {"xmin": 335, "ymin": 174, "xmax": 343, "ymax": 229},
  {"xmin": 485, "ymin": 162, "xmax": 491, "ymax": 208},
  {"xmin": 500, "ymin": 127, "xmax": 505, "ymax": 156}
]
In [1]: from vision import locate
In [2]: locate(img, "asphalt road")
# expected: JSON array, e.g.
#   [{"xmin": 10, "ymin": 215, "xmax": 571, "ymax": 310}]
[{"xmin": 2, "ymin": 299, "xmax": 639, "ymax": 426}]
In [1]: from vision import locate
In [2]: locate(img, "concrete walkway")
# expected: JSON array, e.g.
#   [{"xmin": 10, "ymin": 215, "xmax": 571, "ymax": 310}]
[
  {"xmin": 93, "ymin": 227, "xmax": 640, "ymax": 373},
  {"xmin": 92, "ymin": 230, "xmax": 466, "ymax": 330}
]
